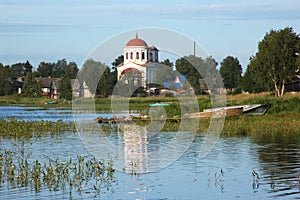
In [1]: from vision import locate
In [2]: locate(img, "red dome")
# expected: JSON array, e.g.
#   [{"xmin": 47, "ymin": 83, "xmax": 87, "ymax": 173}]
[{"xmin": 126, "ymin": 33, "xmax": 148, "ymax": 47}]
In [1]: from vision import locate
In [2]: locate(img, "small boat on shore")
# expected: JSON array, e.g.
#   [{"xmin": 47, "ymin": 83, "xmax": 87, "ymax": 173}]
[
  {"xmin": 94, "ymin": 104, "xmax": 268, "ymax": 123},
  {"xmin": 203, "ymin": 104, "xmax": 268, "ymax": 116},
  {"xmin": 187, "ymin": 107, "xmax": 243, "ymax": 119},
  {"xmin": 149, "ymin": 103, "xmax": 170, "ymax": 107},
  {"xmin": 44, "ymin": 100, "xmax": 58, "ymax": 105}
]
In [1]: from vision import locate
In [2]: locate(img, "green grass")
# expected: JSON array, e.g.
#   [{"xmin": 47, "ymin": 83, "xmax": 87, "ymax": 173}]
[
  {"xmin": 221, "ymin": 113, "xmax": 300, "ymax": 137},
  {"xmin": 1, "ymin": 92, "xmax": 300, "ymax": 136},
  {"xmin": 0, "ymin": 94, "xmax": 72, "ymax": 109}
]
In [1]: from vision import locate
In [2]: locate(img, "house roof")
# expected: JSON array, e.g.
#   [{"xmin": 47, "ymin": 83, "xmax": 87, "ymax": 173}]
[
  {"xmin": 149, "ymin": 46, "xmax": 159, "ymax": 51},
  {"xmin": 71, "ymin": 79, "xmax": 81, "ymax": 90},
  {"xmin": 36, "ymin": 77, "xmax": 61, "ymax": 88}
]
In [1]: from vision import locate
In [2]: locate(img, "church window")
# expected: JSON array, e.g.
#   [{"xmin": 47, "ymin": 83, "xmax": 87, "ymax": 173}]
[
  {"xmin": 136, "ymin": 52, "xmax": 139, "ymax": 59},
  {"xmin": 142, "ymin": 52, "xmax": 145, "ymax": 60},
  {"xmin": 130, "ymin": 52, "xmax": 133, "ymax": 59},
  {"xmin": 126, "ymin": 53, "xmax": 128, "ymax": 60},
  {"xmin": 149, "ymin": 52, "xmax": 153, "ymax": 62}
]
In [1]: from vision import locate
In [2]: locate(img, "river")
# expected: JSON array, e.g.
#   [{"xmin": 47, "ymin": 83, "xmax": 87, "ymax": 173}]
[{"xmin": 0, "ymin": 106, "xmax": 300, "ymax": 199}]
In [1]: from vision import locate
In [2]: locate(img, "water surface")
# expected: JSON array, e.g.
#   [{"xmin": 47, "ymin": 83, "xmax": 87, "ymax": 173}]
[{"xmin": 0, "ymin": 106, "xmax": 300, "ymax": 199}]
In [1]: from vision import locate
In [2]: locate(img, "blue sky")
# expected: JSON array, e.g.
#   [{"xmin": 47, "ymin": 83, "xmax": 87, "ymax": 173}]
[{"xmin": 1, "ymin": 0, "xmax": 300, "ymax": 72}]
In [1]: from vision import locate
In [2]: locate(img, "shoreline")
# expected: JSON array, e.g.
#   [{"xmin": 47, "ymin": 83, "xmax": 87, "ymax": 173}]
[{"xmin": 0, "ymin": 92, "xmax": 300, "ymax": 137}]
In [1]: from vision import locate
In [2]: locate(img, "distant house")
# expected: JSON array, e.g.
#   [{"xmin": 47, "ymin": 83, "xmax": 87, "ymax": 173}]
[
  {"xmin": 31, "ymin": 77, "xmax": 94, "ymax": 99},
  {"xmin": 79, "ymin": 81, "xmax": 94, "ymax": 98},
  {"xmin": 199, "ymin": 78, "xmax": 227, "ymax": 95},
  {"xmin": 71, "ymin": 79, "xmax": 94, "ymax": 98},
  {"xmin": 9, "ymin": 76, "xmax": 24, "ymax": 94},
  {"xmin": 36, "ymin": 77, "xmax": 61, "ymax": 99},
  {"xmin": 163, "ymin": 75, "xmax": 187, "ymax": 93}
]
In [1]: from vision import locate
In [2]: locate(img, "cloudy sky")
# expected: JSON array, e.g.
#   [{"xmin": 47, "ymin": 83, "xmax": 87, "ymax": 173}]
[{"xmin": 1, "ymin": 0, "xmax": 300, "ymax": 71}]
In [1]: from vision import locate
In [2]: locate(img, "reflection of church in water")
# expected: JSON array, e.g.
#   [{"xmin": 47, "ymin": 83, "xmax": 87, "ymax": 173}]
[
  {"xmin": 116, "ymin": 34, "xmax": 159, "ymax": 87},
  {"xmin": 117, "ymin": 124, "xmax": 151, "ymax": 173}
]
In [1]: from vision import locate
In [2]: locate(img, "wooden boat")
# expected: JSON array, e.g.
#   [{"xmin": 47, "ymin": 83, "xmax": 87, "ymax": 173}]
[
  {"xmin": 203, "ymin": 104, "xmax": 268, "ymax": 116},
  {"xmin": 187, "ymin": 107, "xmax": 243, "ymax": 119},
  {"xmin": 95, "ymin": 104, "xmax": 268, "ymax": 123},
  {"xmin": 241, "ymin": 104, "xmax": 268, "ymax": 115}
]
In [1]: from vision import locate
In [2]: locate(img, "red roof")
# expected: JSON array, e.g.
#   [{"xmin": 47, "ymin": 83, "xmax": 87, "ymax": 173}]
[
  {"xmin": 126, "ymin": 33, "xmax": 148, "ymax": 47},
  {"xmin": 149, "ymin": 46, "xmax": 158, "ymax": 51}
]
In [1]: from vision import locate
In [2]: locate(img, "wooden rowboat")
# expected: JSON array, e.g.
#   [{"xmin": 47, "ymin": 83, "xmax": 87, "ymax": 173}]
[{"xmin": 203, "ymin": 104, "xmax": 268, "ymax": 116}]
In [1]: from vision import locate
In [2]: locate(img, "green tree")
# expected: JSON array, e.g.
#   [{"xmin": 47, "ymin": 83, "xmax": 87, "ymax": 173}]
[
  {"xmin": 10, "ymin": 62, "xmax": 25, "ymax": 80},
  {"xmin": 36, "ymin": 59, "xmax": 78, "ymax": 78},
  {"xmin": 59, "ymin": 75, "xmax": 72, "ymax": 100},
  {"xmin": 249, "ymin": 27, "xmax": 300, "ymax": 96},
  {"xmin": 220, "ymin": 56, "xmax": 242, "ymax": 90},
  {"xmin": 97, "ymin": 67, "xmax": 115, "ymax": 97},
  {"xmin": 155, "ymin": 63, "xmax": 175, "ymax": 85},
  {"xmin": 160, "ymin": 59, "xmax": 174, "ymax": 68},
  {"xmin": 64, "ymin": 61, "xmax": 79, "ymax": 79},
  {"xmin": 36, "ymin": 62, "xmax": 55, "ymax": 77},
  {"xmin": 78, "ymin": 59, "xmax": 109, "ymax": 94},
  {"xmin": 0, "ymin": 63, "xmax": 13, "ymax": 95},
  {"xmin": 22, "ymin": 72, "xmax": 41, "ymax": 97},
  {"xmin": 53, "ymin": 59, "xmax": 67, "ymax": 78},
  {"xmin": 24, "ymin": 60, "xmax": 33, "ymax": 76},
  {"xmin": 176, "ymin": 55, "xmax": 203, "ymax": 94},
  {"xmin": 241, "ymin": 56, "xmax": 273, "ymax": 93},
  {"xmin": 112, "ymin": 55, "xmax": 124, "ymax": 70},
  {"xmin": 176, "ymin": 55, "xmax": 219, "ymax": 95}
]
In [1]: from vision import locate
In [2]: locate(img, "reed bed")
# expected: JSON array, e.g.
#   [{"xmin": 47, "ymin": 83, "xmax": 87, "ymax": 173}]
[
  {"xmin": 0, "ymin": 120, "xmax": 76, "ymax": 138},
  {"xmin": 0, "ymin": 144, "xmax": 115, "ymax": 196}
]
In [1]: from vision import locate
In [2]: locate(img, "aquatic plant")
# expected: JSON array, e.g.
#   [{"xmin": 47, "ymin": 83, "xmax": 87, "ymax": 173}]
[
  {"xmin": 0, "ymin": 120, "xmax": 76, "ymax": 138},
  {"xmin": 0, "ymin": 145, "xmax": 116, "ymax": 197}
]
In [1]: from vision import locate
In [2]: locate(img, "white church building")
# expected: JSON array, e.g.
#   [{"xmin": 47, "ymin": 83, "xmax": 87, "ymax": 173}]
[{"xmin": 117, "ymin": 34, "xmax": 159, "ymax": 87}]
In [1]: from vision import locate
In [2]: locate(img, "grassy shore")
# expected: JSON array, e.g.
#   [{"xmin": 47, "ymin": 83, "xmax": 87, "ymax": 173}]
[
  {"xmin": 0, "ymin": 92, "xmax": 300, "ymax": 136},
  {"xmin": 0, "ymin": 95, "xmax": 72, "ymax": 108}
]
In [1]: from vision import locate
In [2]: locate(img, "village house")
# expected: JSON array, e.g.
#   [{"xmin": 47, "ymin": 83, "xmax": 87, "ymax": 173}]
[
  {"xmin": 36, "ymin": 77, "xmax": 61, "ymax": 99},
  {"xmin": 35, "ymin": 77, "xmax": 93, "ymax": 99}
]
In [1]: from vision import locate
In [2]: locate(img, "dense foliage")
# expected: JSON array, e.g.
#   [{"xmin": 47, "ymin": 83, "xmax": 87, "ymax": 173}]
[
  {"xmin": 22, "ymin": 72, "xmax": 42, "ymax": 97},
  {"xmin": 220, "ymin": 56, "xmax": 242, "ymax": 90},
  {"xmin": 242, "ymin": 27, "xmax": 300, "ymax": 96}
]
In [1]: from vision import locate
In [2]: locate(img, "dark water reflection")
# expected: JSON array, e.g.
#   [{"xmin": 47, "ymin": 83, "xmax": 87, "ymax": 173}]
[{"xmin": 252, "ymin": 134, "xmax": 300, "ymax": 199}]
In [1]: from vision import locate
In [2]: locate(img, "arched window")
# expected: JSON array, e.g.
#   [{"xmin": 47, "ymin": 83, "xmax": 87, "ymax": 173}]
[
  {"xmin": 142, "ymin": 52, "xmax": 145, "ymax": 60},
  {"xmin": 149, "ymin": 52, "xmax": 153, "ymax": 62},
  {"xmin": 130, "ymin": 52, "xmax": 133, "ymax": 59},
  {"xmin": 136, "ymin": 52, "xmax": 139, "ymax": 59},
  {"xmin": 126, "ymin": 52, "xmax": 128, "ymax": 60}
]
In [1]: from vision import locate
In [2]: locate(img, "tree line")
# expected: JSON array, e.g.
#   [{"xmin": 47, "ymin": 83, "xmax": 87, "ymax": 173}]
[
  {"xmin": 1, "ymin": 27, "xmax": 299, "ymax": 98},
  {"xmin": 0, "ymin": 59, "xmax": 79, "ymax": 98}
]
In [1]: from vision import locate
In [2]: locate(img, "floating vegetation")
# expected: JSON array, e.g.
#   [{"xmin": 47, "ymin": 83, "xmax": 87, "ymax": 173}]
[
  {"xmin": 0, "ymin": 120, "xmax": 76, "ymax": 138},
  {"xmin": 0, "ymin": 145, "xmax": 115, "ymax": 197}
]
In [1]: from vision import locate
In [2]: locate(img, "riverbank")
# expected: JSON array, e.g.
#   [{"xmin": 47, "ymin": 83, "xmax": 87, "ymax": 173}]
[{"xmin": 0, "ymin": 92, "xmax": 299, "ymax": 136}]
